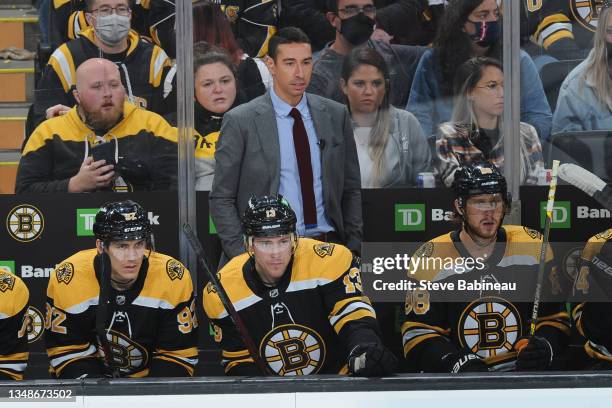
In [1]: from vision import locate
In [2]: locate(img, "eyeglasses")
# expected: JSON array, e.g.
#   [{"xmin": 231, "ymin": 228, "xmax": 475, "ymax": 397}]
[
  {"xmin": 475, "ymin": 81, "xmax": 503, "ymax": 93},
  {"xmin": 90, "ymin": 5, "xmax": 131, "ymax": 17},
  {"xmin": 337, "ymin": 5, "xmax": 376, "ymax": 17},
  {"xmin": 252, "ymin": 237, "xmax": 294, "ymax": 253},
  {"xmin": 466, "ymin": 198, "xmax": 504, "ymax": 211}
]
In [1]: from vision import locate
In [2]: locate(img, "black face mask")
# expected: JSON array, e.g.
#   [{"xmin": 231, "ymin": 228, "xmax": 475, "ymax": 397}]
[
  {"xmin": 468, "ymin": 20, "xmax": 500, "ymax": 48},
  {"xmin": 340, "ymin": 13, "xmax": 375, "ymax": 46},
  {"xmin": 607, "ymin": 41, "xmax": 612, "ymax": 63}
]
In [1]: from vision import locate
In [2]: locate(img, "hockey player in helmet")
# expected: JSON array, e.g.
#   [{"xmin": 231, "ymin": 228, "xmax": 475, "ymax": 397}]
[
  {"xmin": 45, "ymin": 200, "xmax": 198, "ymax": 378},
  {"xmin": 402, "ymin": 162, "xmax": 569, "ymax": 373},
  {"xmin": 204, "ymin": 194, "xmax": 397, "ymax": 376}
]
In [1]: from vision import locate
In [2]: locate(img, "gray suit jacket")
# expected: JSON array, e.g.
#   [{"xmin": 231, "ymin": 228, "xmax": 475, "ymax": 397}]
[{"xmin": 210, "ymin": 91, "xmax": 363, "ymax": 259}]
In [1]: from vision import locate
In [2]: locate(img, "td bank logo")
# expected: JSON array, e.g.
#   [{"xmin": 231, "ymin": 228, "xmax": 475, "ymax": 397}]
[
  {"xmin": 395, "ymin": 204, "xmax": 425, "ymax": 231},
  {"xmin": 0, "ymin": 260, "xmax": 15, "ymax": 274},
  {"xmin": 77, "ymin": 208, "xmax": 99, "ymax": 236},
  {"xmin": 540, "ymin": 201, "xmax": 571, "ymax": 229}
]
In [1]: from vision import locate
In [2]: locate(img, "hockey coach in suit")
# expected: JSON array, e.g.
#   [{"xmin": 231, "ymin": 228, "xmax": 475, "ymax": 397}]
[{"xmin": 210, "ymin": 27, "xmax": 362, "ymax": 264}]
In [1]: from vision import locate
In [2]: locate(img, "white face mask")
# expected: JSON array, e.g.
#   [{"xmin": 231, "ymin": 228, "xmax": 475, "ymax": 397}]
[{"xmin": 94, "ymin": 14, "xmax": 131, "ymax": 46}]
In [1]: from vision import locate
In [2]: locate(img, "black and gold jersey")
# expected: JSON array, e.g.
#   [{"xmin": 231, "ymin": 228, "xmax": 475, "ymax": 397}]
[
  {"xmin": 572, "ymin": 229, "xmax": 612, "ymax": 364},
  {"xmin": 402, "ymin": 225, "xmax": 570, "ymax": 372},
  {"xmin": 45, "ymin": 248, "xmax": 198, "ymax": 378},
  {"xmin": 0, "ymin": 271, "xmax": 29, "ymax": 381},
  {"xmin": 49, "ymin": 0, "xmax": 152, "ymax": 50},
  {"xmin": 17, "ymin": 101, "xmax": 177, "ymax": 193},
  {"xmin": 522, "ymin": 0, "xmax": 603, "ymax": 54},
  {"xmin": 34, "ymin": 27, "xmax": 171, "ymax": 128},
  {"xmin": 203, "ymin": 239, "xmax": 381, "ymax": 376}
]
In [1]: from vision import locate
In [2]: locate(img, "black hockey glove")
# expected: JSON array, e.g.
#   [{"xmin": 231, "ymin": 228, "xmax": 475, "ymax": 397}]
[
  {"xmin": 347, "ymin": 342, "xmax": 398, "ymax": 376},
  {"xmin": 516, "ymin": 336, "xmax": 553, "ymax": 370},
  {"xmin": 440, "ymin": 350, "xmax": 489, "ymax": 373}
]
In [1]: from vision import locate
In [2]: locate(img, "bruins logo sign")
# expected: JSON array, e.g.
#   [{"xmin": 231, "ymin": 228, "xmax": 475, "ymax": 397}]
[
  {"xmin": 55, "ymin": 263, "xmax": 74, "ymax": 285},
  {"xmin": 99, "ymin": 329, "xmax": 149, "ymax": 375},
  {"xmin": 26, "ymin": 306, "xmax": 45, "ymax": 343},
  {"xmin": 570, "ymin": 0, "xmax": 604, "ymax": 32},
  {"xmin": 458, "ymin": 297, "xmax": 522, "ymax": 359},
  {"xmin": 313, "ymin": 243, "xmax": 335, "ymax": 258},
  {"xmin": 166, "ymin": 259, "xmax": 185, "ymax": 281},
  {"xmin": 0, "ymin": 271, "xmax": 15, "ymax": 292},
  {"xmin": 6, "ymin": 204, "xmax": 44, "ymax": 242},
  {"xmin": 260, "ymin": 324, "xmax": 326, "ymax": 375}
]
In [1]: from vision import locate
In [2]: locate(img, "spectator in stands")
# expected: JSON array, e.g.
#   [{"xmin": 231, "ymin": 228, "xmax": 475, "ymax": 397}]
[
  {"xmin": 163, "ymin": 1, "xmax": 269, "ymax": 113},
  {"xmin": 340, "ymin": 46, "xmax": 430, "ymax": 187},
  {"xmin": 210, "ymin": 27, "xmax": 362, "ymax": 263},
  {"xmin": 552, "ymin": 4, "xmax": 612, "ymax": 133},
  {"xmin": 308, "ymin": 0, "xmax": 426, "ymax": 108},
  {"xmin": 436, "ymin": 57, "xmax": 544, "ymax": 187},
  {"xmin": 16, "ymin": 58, "xmax": 178, "ymax": 193},
  {"xmin": 281, "ymin": 0, "xmax": 444, "ymax": 51},
  {"xmin": 406, "ymin": 0, "xmax": 552, "ymax": 141},
  {"xmin": 32, "ymin": 0, "xmax": 171, "ymax": 131},
  {"xmin": 49, "ymin": 0, "xmax": 151, "ymax": 51},
  {"xmin": 166, "ymin": 43, "xmax": 241, "ymax": 191}
]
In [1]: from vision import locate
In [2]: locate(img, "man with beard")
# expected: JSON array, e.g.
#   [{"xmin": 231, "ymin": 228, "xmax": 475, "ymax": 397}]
[
  {"xmin": 307, "ymin": 0, "xmax": 426, "ymax": 107},
  {"xmin": 16, "ymin": 58, "xmax": 178, "ymax": 193},
  {"xmin": 30, "ymin": 0, "xmax": 171, "ymax": 131},
  {"xmin": 401, "ymin": 162, "xmax": 569, "ymax": 372}
]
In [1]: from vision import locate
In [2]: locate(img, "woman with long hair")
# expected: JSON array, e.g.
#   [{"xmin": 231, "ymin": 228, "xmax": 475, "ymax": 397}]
[
  {"xmin": 436, "ymin": 57, "xmax": 544, "ymax": 186},
  {"xmin": 405, "ymin": 0, "xmax": 552, "ymax": 141},
  {"xmin": 553, "ymin": 4, "xmax": 612, "ymax": 132},
  {"xmin": 340, "ymin": 46, "xmax": 431, "ymax": 188}
]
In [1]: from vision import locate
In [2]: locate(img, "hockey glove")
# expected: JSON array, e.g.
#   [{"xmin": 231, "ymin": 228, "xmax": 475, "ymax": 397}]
[
  {"xmin": 348, "ymin": 342, "xmax": 398, "ymax": 376},
  {"xmin": 440, "ymin": 350, "xmax": 489, "ymax": 373},
  {"xmin": 516, "ymin": 336, "xmax": 553, "ymax": 370}
]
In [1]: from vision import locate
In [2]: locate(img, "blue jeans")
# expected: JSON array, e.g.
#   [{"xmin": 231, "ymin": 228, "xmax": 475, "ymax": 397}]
[{"xmin": 37, "ymin": 0, "xmax": 51, "ymax": 46}]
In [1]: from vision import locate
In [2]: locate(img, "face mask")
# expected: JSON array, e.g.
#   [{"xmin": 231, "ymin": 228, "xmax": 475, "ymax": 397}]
[
  {"xmin": 340, "ymin": 13, "xmax": 375, "ymax": 46},
  {"xmin": 468, "ymin": 20, "xmax": 500, "ymax": 48},
  {"xmin": 94, "ymin": 14, "xmax": 131, "ymax": 46},
  {"xmin": 607, "ymin": 41, "xmax": 612, "ymax": 60}
]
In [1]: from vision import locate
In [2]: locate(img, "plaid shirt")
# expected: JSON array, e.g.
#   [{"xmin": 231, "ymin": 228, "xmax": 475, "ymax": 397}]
[{"xmin": 435, "ymin": 122, "xmax": 544, "ymax": 187}]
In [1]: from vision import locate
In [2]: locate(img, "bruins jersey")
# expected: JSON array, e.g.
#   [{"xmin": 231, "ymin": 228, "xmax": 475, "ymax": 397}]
[
  {"xmin": 402, "ymin": 225, "xmax": 570, "ymax": 372},
  {"xmin": 522, "ymin": 0, "xmax": 605, "ymax": 55},
  {"xmin": 50, "ymin": 0, "xmax": 152, "ymax": 50},
  {"xmin": 33, "ymin": 27, "xmax": 170, "ymax": 129},
  {"xmin": 17, "ymin": 101, "xmax": 178, "ymax": 193},
  {"xmin": 572, "ymin": 229, "xmax": 612, "ymax": 364},
  {"xmin": 203, "ymin": 239, "xmax": 382, "ymax": 376},
  {"xmin": 0, "ymin": 271, "xmax": 29, "ymax": 380},
  {"xmin": 45, "ymin": 249, "xmax": 198, "ymax": 378},
  {"xmin": 219, "ymin": 0, "xmax": 279, "ymax": 58}
]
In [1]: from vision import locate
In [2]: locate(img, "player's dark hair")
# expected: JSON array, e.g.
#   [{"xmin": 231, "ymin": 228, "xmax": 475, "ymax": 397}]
[{"xmin": 267, "ymin": 27, "xmax": 311, "ymax": 60}]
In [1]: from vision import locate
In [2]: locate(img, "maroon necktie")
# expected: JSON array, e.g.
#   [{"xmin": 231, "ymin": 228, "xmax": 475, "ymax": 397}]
[{"xmin": 289, "ymin": 108, "xmax": 317, "ymax": 229}]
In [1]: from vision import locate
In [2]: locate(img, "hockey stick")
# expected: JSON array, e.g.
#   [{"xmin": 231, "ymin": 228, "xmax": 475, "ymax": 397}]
[
  {"xmin": 557, "ymin": 163, "xmax": 611, "ymax": 211},
  {"xmin": 529, "ymin": 160, "xmax": 561, "ymax": 337},
  {"xmin": 182, "ymin": 223, "xmax": 271, "ymax": 375},
  {"xmin": 95, "ymin": 251, "xmax": 120, "ymax": 378}
]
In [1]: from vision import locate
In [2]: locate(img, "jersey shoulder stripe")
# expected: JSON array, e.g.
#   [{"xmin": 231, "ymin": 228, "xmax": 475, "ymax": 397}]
[{"xmin": 47, "ymin": 249, "xmax": 99, "ymax": 312}]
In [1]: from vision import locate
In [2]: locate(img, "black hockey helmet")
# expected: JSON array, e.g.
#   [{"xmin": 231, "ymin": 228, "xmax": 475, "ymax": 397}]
[
  {"xmin": 93, "ymin": 200, "xmax": 151, "ymax": 242},
  {"xmin": 242, "ymin": 194, "xmax": 297, "ymax": 238},
  {"xmin": 452, "ymin": 161, "xmax": 510, "ymax": 205}
]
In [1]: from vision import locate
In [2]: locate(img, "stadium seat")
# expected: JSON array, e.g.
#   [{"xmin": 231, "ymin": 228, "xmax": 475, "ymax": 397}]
[{"xmin": 539, "ymin": 59, "xmax": 582, "ymax": 110}]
